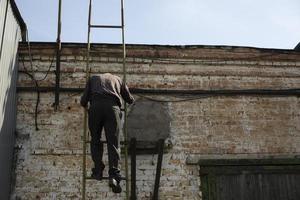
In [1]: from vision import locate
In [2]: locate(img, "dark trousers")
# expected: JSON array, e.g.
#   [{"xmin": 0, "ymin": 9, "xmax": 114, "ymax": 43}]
[{"xmin": 88, "ymin": 97, "xmax": 122, "ymax": 180}]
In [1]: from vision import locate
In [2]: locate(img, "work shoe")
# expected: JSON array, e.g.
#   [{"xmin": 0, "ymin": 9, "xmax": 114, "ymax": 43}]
[
  {"xmin": 109, "ymin": 178, "xmax": 122, "ymax": 193},
  {"xmin": 91, "ymin": 167, "xmax": 104, "ymax": 181}
]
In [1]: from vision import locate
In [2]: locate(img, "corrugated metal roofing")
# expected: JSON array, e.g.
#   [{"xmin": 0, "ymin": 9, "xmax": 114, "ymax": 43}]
[{"xmin": 0, "ymin": 0, "xmax": 25, "ymax": 199}]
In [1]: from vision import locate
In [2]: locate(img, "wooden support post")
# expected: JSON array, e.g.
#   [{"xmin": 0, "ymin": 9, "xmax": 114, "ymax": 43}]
[
  {"xmin": 153, "ymin": 139, "xmax": 164, "ymax": 200},
  {"xmin": 130, "ymin": 138, "xmax": 137, "ymax": 200}
]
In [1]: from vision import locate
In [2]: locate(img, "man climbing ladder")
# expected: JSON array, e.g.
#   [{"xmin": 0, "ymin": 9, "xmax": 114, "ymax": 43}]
[
  {"xmin": 81, "ymin": 73, "xmax": 134, "ymax": 193},
  {"xmin": 82, "ymin": 0, "xmax": 131, "ymax": 197}
]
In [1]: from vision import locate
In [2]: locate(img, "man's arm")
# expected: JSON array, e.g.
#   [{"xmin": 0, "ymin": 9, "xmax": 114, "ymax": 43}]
[
  {"xmin": 80, "ymin": 78, "xmax": 91, "ymax": 107},
  {"xmin": 120, "ymin": 82, "xmax": 134, "ymax": 104}
]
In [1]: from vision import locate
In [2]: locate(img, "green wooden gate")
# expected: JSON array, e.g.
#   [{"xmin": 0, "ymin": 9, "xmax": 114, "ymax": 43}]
[{"xmin": 199, "ymin": 159, "xmax": 300, "ymax": 200}]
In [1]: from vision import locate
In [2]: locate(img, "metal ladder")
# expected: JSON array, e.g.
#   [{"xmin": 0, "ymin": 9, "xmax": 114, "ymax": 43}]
[{"xmin": 82, "ymin": 0, "xmax": 130, "ymax": 199}]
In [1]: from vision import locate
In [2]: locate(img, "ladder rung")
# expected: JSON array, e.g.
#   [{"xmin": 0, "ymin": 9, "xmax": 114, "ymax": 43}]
[
  {"xmin": 90, "ymin": 25, "xmax": 122, "ymax": 29},
  {"xmin": 86, "ymin": 176, "xmax": 127, "ymax": 181},
  {"xmin": 85, "ymin": 141, "xmax": 126, "ymax": 145},
  {"xmin": 88, "ymin": 50, "xmax": 122, "ymax": 54},
  {"xmin": 85, "ymin": 141, "xmax": 107, "ymax": 144}
]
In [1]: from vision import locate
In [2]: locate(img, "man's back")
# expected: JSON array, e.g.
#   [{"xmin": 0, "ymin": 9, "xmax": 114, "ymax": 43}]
[
  {"xmin": 81, "ymin": 73, "xmax": 134, "ymax": 107},
  {"xmin": 89, "ymin": 73, "xmax": 123, "ymax": 99}
]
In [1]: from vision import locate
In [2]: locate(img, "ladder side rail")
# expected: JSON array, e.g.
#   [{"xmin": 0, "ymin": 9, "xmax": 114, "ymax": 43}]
[
  {"xmin": 120, "ymin": 0, "xmax": 130, "ymax": 199},
  {"xmin": 82, "ymin": 0, "xmax": 93, "ymax": 199}
]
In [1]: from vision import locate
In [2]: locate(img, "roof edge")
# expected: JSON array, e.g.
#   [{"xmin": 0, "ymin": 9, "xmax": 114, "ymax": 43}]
[
  {"xmin": 19, "ymin": 41, "xmax": 300, "ymax": 53},
  {"xmin": 10, "ymin": 0, "xmax": 27, "ymax": 41}
]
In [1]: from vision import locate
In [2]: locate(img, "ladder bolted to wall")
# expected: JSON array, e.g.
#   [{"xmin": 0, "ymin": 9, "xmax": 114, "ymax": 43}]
[{"xmin": 82, "ymin": 0, "xmax": 130, "ymax": 199}]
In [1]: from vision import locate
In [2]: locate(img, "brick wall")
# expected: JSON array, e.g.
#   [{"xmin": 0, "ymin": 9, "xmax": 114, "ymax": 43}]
[{"xmin": 12, "ymin": 43, "xmax": 300, "ymax": 199}]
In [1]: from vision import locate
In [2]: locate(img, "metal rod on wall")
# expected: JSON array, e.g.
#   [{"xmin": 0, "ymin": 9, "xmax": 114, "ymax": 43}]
[
  {"xmin": 16, "ymin": 86, "xmax": 300, "ymax": 97},
  {"xmin": 55, "ymin": 0, "xmax": 62, "ymax": 110}
]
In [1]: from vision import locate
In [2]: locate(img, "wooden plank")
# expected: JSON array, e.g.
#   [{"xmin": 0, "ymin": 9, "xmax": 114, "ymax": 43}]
[{"xmin": 200, "ymin": 175, "xmax": 209, "ymax": 200}]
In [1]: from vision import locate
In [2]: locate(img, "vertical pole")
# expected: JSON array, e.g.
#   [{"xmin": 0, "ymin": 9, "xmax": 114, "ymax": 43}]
[
  {"xmin": 153, "ymin": 139, "xmax": 164, "ymax": 200},
  {"xmin": 82, "ymin": 1, "xmax": 92, "ymax": 200},
  {"xmin": 55, "ymin": 0, "xmax": 62, "ymax": 110},
  {"xmin": 0, "ymin": 0, "xmax": 9, "ymax": 60},
  {"xmin": 86, "ymin": 0, "xmax": 92, "ymax": 68},
  {"xmin": 130, "ymin": 138, "xmax": 137, "ymax": 200},
  {"xmin": 120, "ymin": 0, "xmax": 129, "ymax": 199},
  {"xmin": 121, "ymin": 0, "xmax": 126, "ymax": 83}
]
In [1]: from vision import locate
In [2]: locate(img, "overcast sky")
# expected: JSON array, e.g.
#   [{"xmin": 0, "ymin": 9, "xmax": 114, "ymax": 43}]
[{"xmin": 15, "ymin": 0, "xmax": 300, "ymax": 49}]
